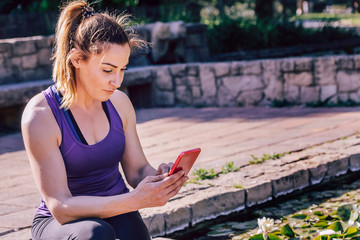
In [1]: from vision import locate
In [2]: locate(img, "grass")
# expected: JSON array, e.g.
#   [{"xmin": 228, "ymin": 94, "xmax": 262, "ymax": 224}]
[
  {"xmin": 249, "ymin": 152, "xmax": 287, "ymax": 165},
  {"xmin": 293, "ymin": 13, "xmax": 360, "ymax": 26}
]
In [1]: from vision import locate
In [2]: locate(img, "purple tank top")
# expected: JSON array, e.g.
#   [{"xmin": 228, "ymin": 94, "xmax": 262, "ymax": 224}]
[{"xmin": 37, "ymin": 86, "xmax": 129, "ymax": 216}]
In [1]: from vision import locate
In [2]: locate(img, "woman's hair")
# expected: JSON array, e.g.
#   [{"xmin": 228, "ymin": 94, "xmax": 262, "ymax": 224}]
[{"xmin": 52, "ymin": 0, "xmax": 145, "ymax": 109}]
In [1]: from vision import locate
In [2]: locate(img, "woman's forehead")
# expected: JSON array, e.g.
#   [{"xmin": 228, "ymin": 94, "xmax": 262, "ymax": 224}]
[{"xmin": 92, "ymin": 43, "xmax": 130, "ymax": 66}]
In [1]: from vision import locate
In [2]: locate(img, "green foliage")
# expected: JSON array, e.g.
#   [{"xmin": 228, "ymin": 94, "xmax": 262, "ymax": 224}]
[
  {"xmin": 280, "ymin": 224, "xmax": 296, "ymax": 237},
  {"xmin": 207, "ymin": 15, "xmax": 358, "ymax": 56},
  {"xmin": 249, "ymin": 152, "xmax": 285, "ymax": 165},
  {"xmin": 192, "ymin": 168, "xmax": 218, "ymax": 180},
  {"xmin": 337, "ymin": 204, "xmax": 353, "ymax": 221},
  {"xmin": 221, "ymin": 161, "xmax": 239, "ymax": 174}
]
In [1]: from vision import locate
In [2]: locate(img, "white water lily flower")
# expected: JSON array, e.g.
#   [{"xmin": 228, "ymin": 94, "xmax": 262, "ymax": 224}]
[
  {"xmin": 257, "ymin": 217, "xmax": 275, "ymax": 240},
  {"xmin": 348, "ymin": 204, "xmax": 360, "ymax": 227},
  {"xmin": 318, "ymin": 229, "xmax": 335, "ymax": 236}
]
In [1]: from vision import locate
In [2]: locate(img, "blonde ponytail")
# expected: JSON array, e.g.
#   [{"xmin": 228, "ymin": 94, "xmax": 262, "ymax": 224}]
[{"xmin": 52, "ymin": 0, "xmax": 146, "ymax": 109}]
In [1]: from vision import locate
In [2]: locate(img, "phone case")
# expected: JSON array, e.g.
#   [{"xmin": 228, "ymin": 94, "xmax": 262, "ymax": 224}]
[{"xmin": 168, "ymin": 148, "xmax": 201, "ymax": 176}]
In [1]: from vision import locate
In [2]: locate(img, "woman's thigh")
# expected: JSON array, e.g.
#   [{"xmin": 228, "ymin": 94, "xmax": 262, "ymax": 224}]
[
  {"xmin": 104, "ymin": 211, "xmax": 151, "ymax": 240},
  {"xmin": 31, "ymin": 214, "xmax": 116, "ymax": 240}
]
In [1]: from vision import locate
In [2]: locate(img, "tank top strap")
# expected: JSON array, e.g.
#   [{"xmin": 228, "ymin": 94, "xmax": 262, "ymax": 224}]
[
  {"xmin": 105, "ymin": 99, "xmax": 124, "ymax": 131},
  {"xmin": 42, "ymin": 85, "xmax": 65, "ymax": 133}
]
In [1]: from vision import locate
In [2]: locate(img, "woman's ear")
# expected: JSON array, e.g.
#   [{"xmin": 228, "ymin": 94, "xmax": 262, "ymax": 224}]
[{"xmin": 69, "ymin": 48, "xmax": 83, "ymax": 68}]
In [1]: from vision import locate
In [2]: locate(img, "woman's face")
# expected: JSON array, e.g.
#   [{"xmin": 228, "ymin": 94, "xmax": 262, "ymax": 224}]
[{"xmin": 74, "ymin": 43, "xmax": 131, "ymax": 102}]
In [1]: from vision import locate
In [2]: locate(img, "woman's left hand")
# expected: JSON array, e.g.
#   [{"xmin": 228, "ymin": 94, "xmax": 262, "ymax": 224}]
[{"xmin": 156, "ymin": 162, "xmax": 174, "ymax": 175}]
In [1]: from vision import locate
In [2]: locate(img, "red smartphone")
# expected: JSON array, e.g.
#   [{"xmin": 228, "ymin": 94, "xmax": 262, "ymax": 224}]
[{"xmin": 168, "ymin": 148, "xmax": 201, "ymax": 176}]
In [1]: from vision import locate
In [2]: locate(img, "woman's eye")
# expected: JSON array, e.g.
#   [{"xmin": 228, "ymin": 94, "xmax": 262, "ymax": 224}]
[
  {"xmin": 103, "ymin": 69, "xmax": 112, "ymax": 73},
  {"xmin": 121, "ymin": 67, "xmax": 128, "ymax": 71}
]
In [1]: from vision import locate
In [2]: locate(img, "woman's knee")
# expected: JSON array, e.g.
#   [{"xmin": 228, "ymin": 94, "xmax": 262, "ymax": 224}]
[{"xmin": 73, "ymin": 218, "xmax": 116, "ymax": 240}]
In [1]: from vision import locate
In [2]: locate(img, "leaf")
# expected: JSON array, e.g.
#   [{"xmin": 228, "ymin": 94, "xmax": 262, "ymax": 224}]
[
  {"xmin": 281, "ymin": 224, "xmax": 295, "ymax": 237},
  {"xmin": 344, "ymin": 226, "xmax": 359, "ymax": 236},
  {"xmin": 313, "ymin": 221, "xmax": 329, "ymax": 228},
  {"xmin": 314, "ymin": 211, "xmax": 324, "ymax": 216},
  {"xmin": 292, "ymin": 214, "xmax": 308, "ymax": 219},
  {"xmin": 267, "ymin": 233, "xmax": 282, "ymax": 240},
  {"xmin": 313, "ymin": 236, "xmax": 328, "ymax": 240},
  {"xmin": 337, "ymin": 204, "xmax": 353, "ymax": 221},
  {"xmin": 327, "ymin": 221, "xmax": 343, "ymax": 233},
  {"xmin": 249, "ymin": 234, "xmax": 264, "ymax": 240}
]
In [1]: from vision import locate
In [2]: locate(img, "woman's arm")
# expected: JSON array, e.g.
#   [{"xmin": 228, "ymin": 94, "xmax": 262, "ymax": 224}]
[
  {"xmin": 110, "ymin": 91, "xmax": 173, "ymax": 188},
  {"xmin": 22, "ymin": 94, "xmax": 186, "ymax": 225}
]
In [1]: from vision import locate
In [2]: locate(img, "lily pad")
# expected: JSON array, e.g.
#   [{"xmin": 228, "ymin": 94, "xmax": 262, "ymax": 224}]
[
  {"xmin": 337, "ymin": 204, "xmax": 353, "ymax": 221},
  {"xmin": 281, "ymin": 224, "xmax": 295, "ymax": 237},
  {"xmin": 327, "ymin": 221, "xmax": 343, "ymax": 233},
  {"xmin": 292, "ymin": 214, "xmax": 307, "ymax": 219}
]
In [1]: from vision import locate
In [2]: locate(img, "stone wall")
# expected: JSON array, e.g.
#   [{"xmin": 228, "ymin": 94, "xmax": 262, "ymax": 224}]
[
  {"xmin": 0, "ymin": 36, "xmax": 53, "ymax": 85},
  {"xmin": 0, "ymin": 21, "xmax": 209, "ymax": 85},
  {"xmin": 145, "ymin": 54, "xmax": 360, "ymax": 107}
]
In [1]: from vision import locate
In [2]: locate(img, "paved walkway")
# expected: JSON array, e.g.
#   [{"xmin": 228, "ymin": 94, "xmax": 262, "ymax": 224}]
[{"xmin": 1, "ymin": 107, "xmax": 360, "ymax": 239}]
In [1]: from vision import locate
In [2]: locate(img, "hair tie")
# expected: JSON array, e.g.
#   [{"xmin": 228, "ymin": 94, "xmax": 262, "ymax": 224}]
[{"xmin": 81, "ymin": 5, "xmax": 96, "ymax": 19}]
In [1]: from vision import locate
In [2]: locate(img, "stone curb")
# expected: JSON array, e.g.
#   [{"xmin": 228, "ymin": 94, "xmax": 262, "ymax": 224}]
[{"xmin": 140, "ymin": 134, "xmax": 360, "ymax": 237}]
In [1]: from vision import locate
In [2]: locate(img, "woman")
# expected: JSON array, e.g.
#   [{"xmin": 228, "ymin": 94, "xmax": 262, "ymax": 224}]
[{"xmin": 21, "ymin": 1, "xmax": 188, "ymax": 239}]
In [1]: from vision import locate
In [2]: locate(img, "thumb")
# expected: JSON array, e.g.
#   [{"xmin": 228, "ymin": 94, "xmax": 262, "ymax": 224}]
[{"xmin": 146, "ymin": 173, "xmax": 167, "ymax": 183}]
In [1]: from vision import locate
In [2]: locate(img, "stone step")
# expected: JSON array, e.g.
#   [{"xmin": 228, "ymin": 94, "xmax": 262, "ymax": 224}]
[{"xmin": 139, "ymin": 133, "xmax": 360, "ymax": 237}]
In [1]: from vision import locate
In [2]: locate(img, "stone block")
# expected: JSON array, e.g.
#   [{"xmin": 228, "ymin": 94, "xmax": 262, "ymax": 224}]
[
  {"xmin": 169, "ymin": 64, "xmax": 186, "ymax": 77},
  {"xmin": 176, "ymin": 85, "xmax": 191, "ymax": 105},
  {"xmin": 141, "ymin": 212, "xmax": 165, "ymax": 237},
  {"xmin": 320, "ymin": 85, "xmax": 337, "ymax": 102},
  {"xmin": 163, "ymin": 206, "xmax": 191, "ymax": 234},
  {"xmin": 214, "ymin": 62, "xmax": 230, "ymax": 77},
  {"xmin": 326, "ymin": 157, "xmax": 349, "ymax": 179},
  {"xmin": 21, "ymin": 54, "xmax": 38, "ymax": 69},
  {"xmin": 35, "ymin": 36, "xmax": 54, "ymax": 49},
  {"xmin": 191, "ymin": 189, "xmax": 245, "ymax": 225},
  {"xmin": 314, "ymin": 57, "xmax": 336, "ymax": 85},
  {"xmin": 246, "ymin": 182, "xmax": 272, "ymax": 207},
  {"xmin": 37, "ymin": 48, "xmax": 52, "ymax": 66},
  {"xmin": 354, "ymin": 55, "xmax": 360, "ymax": 69},
  {"xmin": 123, "ymin": 67, "xmax": 153, "ymax": 86},
  {"xmin": 13, "ymin": 41, "xmax": 36, "ymax": 56},
  {"xmin": 349, "ymin": 92, "xmax": 360, "ymax": 102},
  {"xmin": 284, "ymin": 83, "xmax": 300, "ymax": 103},
  {"xmin": 284, "ymin": 72, "xmax": 312, "ymax": 86},
  {"xmin": 295, "ymin": 57, "xmax": 313, "ymax": 71},
  {"xmin": 231, "ymin": 61, "xmax": 242, "ymax": 75},
  {"xmin": 338, "ymin": 93, "xmax": 349, "ymax": 102},
  {"xmin": 300, "ymin": 86, "xmax": 320, "ymax": 104},
  {"xmin": 155, "ymin": 91, "xmax": 175, "ymax": 107},
  {"xmin": 187, "ymin": 65, "xmax": 199, "ymax": 76},
  {"xmin": 272, "ymin": 175, "xmax": 294, "ymax": 198},
  {"xmin": 155, "ymin": 67, "xmax": 173, "ymax": 90},
  {"xmin": 191, "ymin": 85, "xmax": 201, "ymax": 98},
  {"xmin": 337, "ymin": 71, "xmax": 360, "ymax": 92},
  {"xmin": 262, "ymin": 59, "xmax": 281, "ymax": 73},
  {"xmin": 217, "ymin": 84, "xmax": 234, "ymax": 107},
  {"xmin": 293, "ymin": 169, "xmax": 310, "ymax": 191},
  {"xmin": 263, "ymin": 78, "xmax": 283, "ymax": 102},
  {"xmin": 169, "ymin": 21, "xmax": 186, "ymax": 38},
  {"xmin": 337, "ymin": 56, "xmax": 354, "ymax": 70},
  {"xmin": 199, "ymin": 64, "xmax": 216, "ymax": 104},
  {"xmin": 241, "ymin": 61, "xmax": 262, "ymax": 75},
  {"xmin": 0, "ymin": 43, "xmax": 11, "ymax": 53},
  {"xmin": 236, "ymin": 90, "xmax": 263, "ymax": 106},
  {"xmin": 225, "ymin": 75, "xmax": 264, "ymax": 95},
  {"xmin": 10, "ymin": 57, "xmax": 21, "ymax": 68},
  {"xmin": 174, "ymin": 77, "xmax": 187, "ymax": 85},
  {"xmin": 187, "ymin": 76, "xmax": 200, "ymax": 86},
  {"xmin": 281, "ymin": 58, "xmax": 296, "ymax": 72},
  {"xmin": 349, "ymin": 154, "xmax": 360, "ymax": 171}
]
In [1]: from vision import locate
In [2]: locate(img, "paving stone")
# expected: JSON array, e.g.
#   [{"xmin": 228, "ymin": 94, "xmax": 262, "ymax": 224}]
[
  {"xmin": 246, "ymin": 181, "xmax": 272, "ymax": 207},
  {"xmin": 141, "ymin": 211, "xmax": 165, "ymax": 237},
  {"xmin": 0, "ymin": 228, "xmax": 31, "ymax": 240},
  {"xmin": 349, "ymin": 154, "xmax": 360, "ymax": 172},
  {"xmin": 326, "ymin": 157, "xmax": 349, "ymax": 179}
]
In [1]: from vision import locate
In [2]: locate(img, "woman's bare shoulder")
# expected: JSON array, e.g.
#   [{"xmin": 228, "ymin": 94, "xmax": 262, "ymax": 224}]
[{"xmin": 21, "ymin": 92, "xmax": 60, "ymax": 141}]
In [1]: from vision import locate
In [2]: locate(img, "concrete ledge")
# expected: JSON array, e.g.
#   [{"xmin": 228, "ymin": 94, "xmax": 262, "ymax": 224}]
[
  {"xmin": 0, "ymin": 79, "xmax": 52, "ymax": 107},
  {"xmin": 140, "ymin": 134, "xmax": 360, "ymax": 237}
]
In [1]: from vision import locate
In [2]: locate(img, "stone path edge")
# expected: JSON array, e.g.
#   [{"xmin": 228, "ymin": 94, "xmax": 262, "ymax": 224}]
[{"xmin": 142, "ymin": 151, "xmax": 360, "ymax": 238}]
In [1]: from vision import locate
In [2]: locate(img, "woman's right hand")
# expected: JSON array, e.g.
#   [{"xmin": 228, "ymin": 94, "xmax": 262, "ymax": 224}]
[{"xmin": 132, "ymin": 170, "xmax": 188, "ymax": 208}]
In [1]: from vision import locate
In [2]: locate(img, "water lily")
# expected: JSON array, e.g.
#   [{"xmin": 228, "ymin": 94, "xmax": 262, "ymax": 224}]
[
  {"xmin": 348, "ymin": 204, "xmax": 360, "ymax": 227},
  {"xmin": 257, "ymin": 217, "xmax": 275, "ymax": 240},
  {"xmin": 318, "ymin": 229, "xmax": 336, "ymax": 236}
]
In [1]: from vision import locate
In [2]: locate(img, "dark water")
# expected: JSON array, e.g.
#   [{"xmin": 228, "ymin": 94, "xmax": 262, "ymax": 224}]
[{"xmin": 167, "ymin": 173, "xmax": 360, "ymax": 240}]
